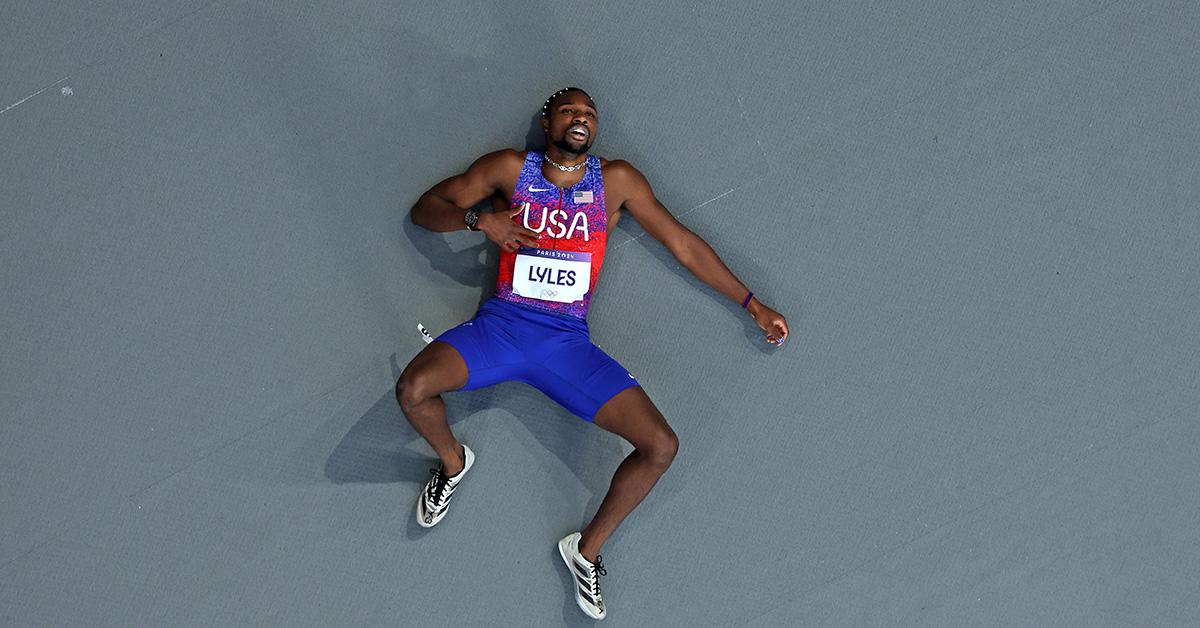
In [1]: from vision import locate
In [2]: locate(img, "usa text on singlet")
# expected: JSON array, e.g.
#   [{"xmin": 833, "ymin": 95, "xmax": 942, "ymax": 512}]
[{"xmin": 494, "ymin": 151, "xmax": 608, "ymax": 319}]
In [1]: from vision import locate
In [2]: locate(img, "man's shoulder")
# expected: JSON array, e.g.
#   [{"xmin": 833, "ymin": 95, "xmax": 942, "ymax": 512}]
[
  {"xmin": 600, "ymin": 158, "xmax": 649, "ymax": 191},
  {"xmin": 476, "ymin": 148, "xmax": 527, "ymax": 168},
  {"xmin": 468, "ymin": 148, "xmax": 526, "ymax": 182},
  {"xmin": 599, "ymin": 157, "xmax": 636, "ymax": 173}
]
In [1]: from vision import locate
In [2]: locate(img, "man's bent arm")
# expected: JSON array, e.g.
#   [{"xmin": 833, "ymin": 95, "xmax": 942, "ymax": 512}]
[{"xmin": 411, "ymin": 150, "xmax": 516, "ymax": 232}]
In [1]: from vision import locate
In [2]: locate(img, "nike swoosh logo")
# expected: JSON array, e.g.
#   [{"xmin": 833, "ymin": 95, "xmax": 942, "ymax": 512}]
[{"xmin": 529, "ymin": 186, "xmax": 551, "ymax": 192}]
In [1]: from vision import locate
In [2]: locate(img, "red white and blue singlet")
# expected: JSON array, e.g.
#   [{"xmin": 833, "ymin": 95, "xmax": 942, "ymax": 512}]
[
  {"xmin": 495, "ymin": 151, "xmax": 607, "ymax": 320},
  {"xmin": 433, "ymin": 150, "xmax": 638, "ymax": 422}
]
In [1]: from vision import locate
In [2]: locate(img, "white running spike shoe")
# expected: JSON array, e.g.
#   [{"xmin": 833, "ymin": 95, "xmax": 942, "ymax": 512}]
[
  {"xmin": 415, "ymin": 444, "xmax": 474, "ymax": 528},
  {"xmin": 558, "ymin": 532, "xmax": 608, "ymax": 620}
]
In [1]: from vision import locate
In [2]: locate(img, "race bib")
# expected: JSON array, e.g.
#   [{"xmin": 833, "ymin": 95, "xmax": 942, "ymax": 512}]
[{"xmin": 512, "ymin": 248, "xmax": 591, "ymax": 303}]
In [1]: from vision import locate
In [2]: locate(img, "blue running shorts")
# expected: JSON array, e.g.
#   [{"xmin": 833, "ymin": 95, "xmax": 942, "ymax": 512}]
[{"xmin": 435, "ymin": 298, "xmax": 640, "ymax": 422}]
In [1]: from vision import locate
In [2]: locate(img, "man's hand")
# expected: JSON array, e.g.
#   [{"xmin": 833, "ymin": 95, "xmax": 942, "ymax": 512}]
[
  {"xmin": 748, "ymin": 300, "xmax": 789, "ymax": 346},
  {"xmin": 479, "ymin": 207, "xmax": 542, "ymax": 252}
]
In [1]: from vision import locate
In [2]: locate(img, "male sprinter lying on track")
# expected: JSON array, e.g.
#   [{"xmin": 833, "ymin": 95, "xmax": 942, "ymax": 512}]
[{"xmin": 397, "ymin": 87, "xmax": 788, "ymax": 620}]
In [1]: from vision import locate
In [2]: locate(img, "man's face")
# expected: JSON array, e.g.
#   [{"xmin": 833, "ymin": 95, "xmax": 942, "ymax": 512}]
[{"xmin": 543, "ymin": 91, "xmax": 598, "ymax": 156}]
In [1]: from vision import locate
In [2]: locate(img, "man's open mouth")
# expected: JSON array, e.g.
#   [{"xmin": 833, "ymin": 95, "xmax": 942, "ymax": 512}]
[{"xmin": 568, "ymin": 125, "xmax": 589, "ymax": 141}]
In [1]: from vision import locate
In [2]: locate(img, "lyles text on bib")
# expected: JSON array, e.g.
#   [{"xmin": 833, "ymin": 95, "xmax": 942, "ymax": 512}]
[{"xmin": 512, "ymin": 248, "xmax": 591, "ymax": 304}]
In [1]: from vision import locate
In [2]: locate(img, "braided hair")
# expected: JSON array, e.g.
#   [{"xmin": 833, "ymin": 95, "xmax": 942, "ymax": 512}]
[{"xmin": 540, "ymin": 87, "xmax": 595, "ymax": 118}]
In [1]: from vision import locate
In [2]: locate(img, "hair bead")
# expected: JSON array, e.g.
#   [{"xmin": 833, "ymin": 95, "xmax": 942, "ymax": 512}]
[{"xmin": 540, "ymin": 87, "xmax": 595, "ymax": 118}]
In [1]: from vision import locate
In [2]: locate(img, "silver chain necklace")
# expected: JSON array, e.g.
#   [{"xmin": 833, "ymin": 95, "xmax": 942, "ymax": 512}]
[{"xmin": 544, "ymin": 154, "xmax": 587, "ymax": 172}]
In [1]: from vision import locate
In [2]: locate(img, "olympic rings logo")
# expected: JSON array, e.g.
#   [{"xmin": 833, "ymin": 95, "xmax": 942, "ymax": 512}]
[{"xmin": 540, "ymin": 289, "xmax": 558, "ymax": 298}]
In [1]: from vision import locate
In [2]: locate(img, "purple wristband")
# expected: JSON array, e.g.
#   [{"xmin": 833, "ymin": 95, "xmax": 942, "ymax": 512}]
[{"xmin": 741, "ymin": 291, "xmax": 754, "ymax": 308}]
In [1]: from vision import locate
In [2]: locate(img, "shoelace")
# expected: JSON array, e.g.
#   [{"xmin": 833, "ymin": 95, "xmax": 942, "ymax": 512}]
[
  {"xmin": 426, "ymin": 467, "xmax": 452, "ymax": 507},
  {"xmin": 590, "ymin": 555, "xmax": 608, "ymax": 598}
]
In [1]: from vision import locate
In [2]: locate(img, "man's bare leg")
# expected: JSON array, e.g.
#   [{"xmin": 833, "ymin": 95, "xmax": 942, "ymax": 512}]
[
  {"xmin": 395, "ymin": 341, "xmax": 470, "ymax": 475},
  {"xmin": 577, "ymin": 386, "xmax": 679, "ymax": 561}
]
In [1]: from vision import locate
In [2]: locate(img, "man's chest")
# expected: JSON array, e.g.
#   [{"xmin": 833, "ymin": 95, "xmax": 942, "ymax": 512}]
[
  {"xmin": 500, "ymin": 168, "xmax": 622, "ymax": 226},
  {"xmin": 509, "ymin": 195, "xmax": 604, "ymax": 243}
]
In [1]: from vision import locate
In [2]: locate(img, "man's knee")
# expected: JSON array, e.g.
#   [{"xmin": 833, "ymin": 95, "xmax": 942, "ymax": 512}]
[
  {"xmin": 395, "ymin": 343, "xmax": 469, "ymax": 413},
  {"xmin": 645, "ymin": 427, "xmax": 679, "ymax": 470},
  {"xmin": 395, "ymin": 368, "xmax": 435, "ymax": 413}
]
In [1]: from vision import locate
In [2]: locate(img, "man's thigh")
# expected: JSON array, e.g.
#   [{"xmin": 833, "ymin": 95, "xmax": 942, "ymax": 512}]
[
  {"xmin": 431, "ymin": 309, "xmax": 530, "ymax": 391},
  {"xmin": 399, "ymin": 340, "xmax": 470, "ymax": 395},
  {"xmin": 592, "ymin": 386, "xmax": 675, "ymax": 449},
  {"xmin": 527, "ymin": 339, "xmax": 639, "ymax": 422}
]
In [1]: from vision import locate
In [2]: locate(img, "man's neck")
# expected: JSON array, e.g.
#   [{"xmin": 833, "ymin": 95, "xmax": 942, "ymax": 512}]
[
  {"xmin": 541, "ymin": 147, "xmax": 588, "ymax": 188},
  {"xmin": 544, "ymin": 146, "xmax": 588, "ymax": 168}
]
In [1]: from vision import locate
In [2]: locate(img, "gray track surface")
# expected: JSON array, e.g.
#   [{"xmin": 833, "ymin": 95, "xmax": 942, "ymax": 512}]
[{"xmin": 3, "ymin": 2, "xmax": 1197, "ymax": 626}]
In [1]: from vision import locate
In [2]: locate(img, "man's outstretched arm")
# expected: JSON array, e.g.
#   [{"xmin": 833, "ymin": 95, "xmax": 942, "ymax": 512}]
[{"xmin": 609, "ymin": 161, "xmax": 789, "ymax": 345}]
